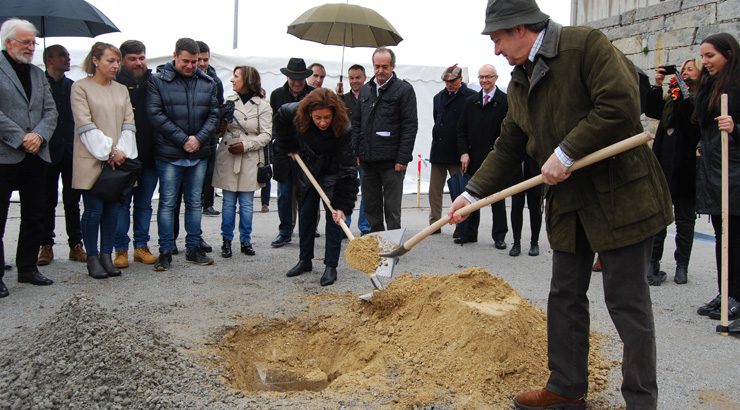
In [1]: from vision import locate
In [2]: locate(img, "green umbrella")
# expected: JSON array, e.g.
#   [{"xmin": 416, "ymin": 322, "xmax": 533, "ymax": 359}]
[{"xmin": 287, "ymin": 2, "xmax": 403, "ymax": 81}]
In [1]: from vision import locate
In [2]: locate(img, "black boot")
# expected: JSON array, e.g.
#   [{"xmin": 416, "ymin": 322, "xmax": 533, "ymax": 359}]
[
  {"xmin": 221, "ymin": 238, "xmax": 232, "ymax": 258},
  {"xmin": 647, "ymin": 260, "xmax": 665, "ymax": 286},
  {"xmin": 674, "ymin": 265, "xmax": 688, "ymax": 285},
  {"xmin": 241, "ymin": 242, "xmax": 255, "ymax": 256},
  {"xmin": 87, "ymin": 256, "xmax": 108, "ymax": 279},
  {"xmin": 99, "ymin": 254, "xmax": 121, "ymax": 277},
  {"xmin": 286, "ymin": 260, "xmax": 312, "ymax": 277},
  {"xmin": 320, "ymin": 266, "xmax": 337, "ymax": 286},
  {"xmin": 509, "ymin": 242, "xmax": 521, "ymax": 257}
]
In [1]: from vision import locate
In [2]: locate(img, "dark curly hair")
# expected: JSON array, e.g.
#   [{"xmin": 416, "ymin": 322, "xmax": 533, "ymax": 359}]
[{"xmin": 294, "ymin": 88, "xmax": 349, "ymax": 137}]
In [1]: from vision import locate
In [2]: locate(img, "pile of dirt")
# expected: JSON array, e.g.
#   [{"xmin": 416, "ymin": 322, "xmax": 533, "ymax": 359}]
[
  {"xmin": 0, "ymin": 294, "xmax": 235, "ymax": 409},
  {"xmin": 219, "ymin": 268, "xmax": 613, "ymax": 408}
]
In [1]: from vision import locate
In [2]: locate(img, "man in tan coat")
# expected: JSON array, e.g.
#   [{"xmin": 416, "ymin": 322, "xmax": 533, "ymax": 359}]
[{"xmin": 448, "ymin": 1, "xmax": 672, "ymax": 408}]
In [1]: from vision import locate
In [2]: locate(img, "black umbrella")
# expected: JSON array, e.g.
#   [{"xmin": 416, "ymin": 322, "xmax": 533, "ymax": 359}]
[{"xmin": 0, "ymin": 0, "xmax": 119, "ymax": 38}]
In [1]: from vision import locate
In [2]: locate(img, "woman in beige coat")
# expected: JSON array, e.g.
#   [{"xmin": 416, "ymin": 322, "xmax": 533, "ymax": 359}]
[
  {"xmin": 71, "ymin": 42, "xmax": 137, "ymax": 279},
  {"xmin": 212, "ymin": 66, "xmax": 272, "ymax": 258}
]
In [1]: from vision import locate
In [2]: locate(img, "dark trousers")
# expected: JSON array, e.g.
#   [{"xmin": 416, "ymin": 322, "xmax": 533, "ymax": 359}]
[
  {"xmin": 651, "ymin": 197, "xmax": 695, "ymax": 268},
  {"xmin": 0, "ymin": 155, "xmax": 47, "ymax": 273},
  {"xmin": 710, "ymin": 214, "xmax": 740, "ymax": 300},
  {"xmin": 201, "ymin": 144, "xmax": 217, "ymax": 208},
  {"xmin": 298, "ymin": 187, "xmax": 343, "ymax": 267},
  {"xmin": 547, "ymin": 219, "xmax": 657, "ymax": 409},
  {"xmin": 40, "ymin": 155, "xmax": 82, "ymax": 247},
  {"xmin": 464, "ymin": 202, "xmax": 508, "ymax": 242},
  {"xmin": 511, "ymin": 185, "xmax": 542, "ymax": 245},
  {"xmin": 361, "ymin": 162, "xmax": 404, "ymax": 232}
]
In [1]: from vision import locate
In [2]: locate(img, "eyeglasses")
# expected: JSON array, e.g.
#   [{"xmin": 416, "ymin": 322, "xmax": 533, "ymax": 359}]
[
  {"xmin": 478, "ymin": 75, "xmax": 497, "ymax": 80},
  {"xmin": 11, "ymin": 38, "xmax": 38, "ymax": 48}
]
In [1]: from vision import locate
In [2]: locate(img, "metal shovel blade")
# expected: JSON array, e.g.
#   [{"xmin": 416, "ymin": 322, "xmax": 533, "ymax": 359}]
[{"xmin": 373, "ymin": 228, "xmax": 405, "ymax": 278}]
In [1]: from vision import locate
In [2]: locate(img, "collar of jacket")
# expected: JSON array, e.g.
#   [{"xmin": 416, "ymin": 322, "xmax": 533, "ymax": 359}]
[
  {"xmin": 158, "ymin": 61, "xmax": 212, "ymax": 83},
  {"xmin": 368, "ymin": 72, "xmax": 398, "ymax": 93},
  {"xmin": 511, "ymin": 20, "xmax": 562, "ymax": 92},
  {"xmin": 227, "ymin": 93, "xmax": 262, "ymax": 105}
]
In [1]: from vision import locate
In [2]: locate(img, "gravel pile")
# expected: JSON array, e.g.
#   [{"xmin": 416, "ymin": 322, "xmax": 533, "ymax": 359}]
[{"xmin": 0, "ymin": 294, "xmax": 237, "ymax": 410}]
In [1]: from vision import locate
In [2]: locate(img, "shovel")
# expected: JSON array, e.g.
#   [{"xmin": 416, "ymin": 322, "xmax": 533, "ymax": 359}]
[
  {"xmin": 292, "ymin": 153, "xmax": 384, "ymax": 290},
  {"xmin": 381, "ymin": 132, "xmax": 654, "ymax": 258},
  {"xmin": 715, "ymin": 94, "xmax": 733, "ymax": 335}
]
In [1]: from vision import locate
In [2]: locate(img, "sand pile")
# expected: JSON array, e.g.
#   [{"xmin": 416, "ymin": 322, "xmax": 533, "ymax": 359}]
[
  {"xmin": 219, "ymin": 268, "xmax": 613, "ymax": 408},
  {"xmin": 0, "ymin": 294, "xmax": 234, "ymax": 409}
]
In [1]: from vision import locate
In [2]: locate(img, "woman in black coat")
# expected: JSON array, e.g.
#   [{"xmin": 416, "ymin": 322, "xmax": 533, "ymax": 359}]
[
  {"xmin": 274, "ymin": 89, "xmax": 358, "ymax": 286},
  {"xmin": 694, "ymin": 33, "xmax": 740, "ymax": 321}
]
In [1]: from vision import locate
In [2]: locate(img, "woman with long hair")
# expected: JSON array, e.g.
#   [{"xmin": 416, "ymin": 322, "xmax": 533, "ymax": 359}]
[
  {"xmin": 645, "ymin": 58, "xmax": 702, "ymax": 285},
  {"xmin": 212, "ymin": 66, "xmax": 272, "ymax": 258},
  {"xmin": 693, "ymin": 33, "xmax": 740, "ymax": 321},
  {"xmin": 274, "ymin": 88, "xmax": 358, "ymax": 286},
  {"xmin": 71, "ymin": 42, "xmax": 137, "ymax": 279}
]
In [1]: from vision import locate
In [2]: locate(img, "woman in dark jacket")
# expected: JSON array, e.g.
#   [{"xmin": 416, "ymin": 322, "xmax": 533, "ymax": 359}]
[
  {"xmin": 275, "ymin": 88, "xmax": 358, "ymax": 286},
  {"xmin": 645, "ymin": 58, "xmax": 701, "ymax": 285},
  {"xmin": 694, "ymin": 33, "xmax": 740, "ymax": 321}
]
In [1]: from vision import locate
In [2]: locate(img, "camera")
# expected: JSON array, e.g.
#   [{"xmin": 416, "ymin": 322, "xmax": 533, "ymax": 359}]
[{"xmin": 661, "ymin": 64, "xmax": 677, "ymax": 75}]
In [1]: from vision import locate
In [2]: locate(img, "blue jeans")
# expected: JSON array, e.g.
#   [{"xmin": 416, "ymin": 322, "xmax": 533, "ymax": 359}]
[
  {"xmin": 277, "ymin": 180, "xmax": 293, "ymax": 236},
  {"xmin": 81, "ymin": 191, "xmax": 120, "ymax": 256},
  {"xmin": 115, "ymin": 167, "xmax": 158, "ymax": 250},
  {"xmin": 221, "ymin": 190, "xmax": 254, "ymax": 243},
  {"xmin": 156, "ymin": 160, "xmax": 207, "ymax": 253},
  {"xmin": 298, "ymin": 187, "xmax": 344, "ymax": 267}
]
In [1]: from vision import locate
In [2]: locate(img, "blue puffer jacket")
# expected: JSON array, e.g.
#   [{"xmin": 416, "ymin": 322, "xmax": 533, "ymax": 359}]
[{"xmin": 147, "ymin": 62, "xmax": 219, "ymax": 161}]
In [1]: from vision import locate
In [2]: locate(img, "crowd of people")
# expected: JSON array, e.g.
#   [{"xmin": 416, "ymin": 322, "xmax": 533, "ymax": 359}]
[{"xmin": 0, "ymin": 1, "xmax": 738, "ymax": 407}]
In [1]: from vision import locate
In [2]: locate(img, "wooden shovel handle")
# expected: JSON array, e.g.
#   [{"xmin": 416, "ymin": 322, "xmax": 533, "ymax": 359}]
[
  {"xmin": 400, "ymin": 132, "xmax": 654, "ymax": 252},
  {"xmin": 293, "ymin": 153, "xmax": 355, "ymax": 241},
  {"xmin": 720, "ymin": 94, "xmax": 729, "ymax": 329}
]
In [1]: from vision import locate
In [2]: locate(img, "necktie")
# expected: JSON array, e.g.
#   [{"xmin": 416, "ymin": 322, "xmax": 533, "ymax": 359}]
[{"xmin": 483, "ymin": 94, "xmax": 490, "ymax": 106}]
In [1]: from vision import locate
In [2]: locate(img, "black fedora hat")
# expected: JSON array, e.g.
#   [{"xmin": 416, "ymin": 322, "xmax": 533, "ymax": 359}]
[
  {"xmin": 280, "ymin": 57, "xmax": 313, "ymax": 80},
  {"xmin": 481, "ymin": 0, "xmax": 549, "ymax": 34}
]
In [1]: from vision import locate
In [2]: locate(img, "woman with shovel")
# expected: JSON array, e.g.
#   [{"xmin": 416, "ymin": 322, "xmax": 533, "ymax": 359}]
[
  {"xmin": 694, "ymin": 33, "xmax": 740, "ymax": 321},
  {"xmin": 274, "ymin": 88, "xmax": 358, "ymax": 286}
]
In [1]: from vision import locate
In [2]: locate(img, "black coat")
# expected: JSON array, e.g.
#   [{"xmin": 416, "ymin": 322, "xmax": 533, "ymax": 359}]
[
  {"xmin": 274, "ymin": 103, "xmax": 358, "ymax": 214},
  {"xmin": 352, "ymin": 72, "xmax": 417, "ymax": 166},
  {"xmin": 147, "ymin": 62, "xmax": 219, "ymax": 161},
  {"xmin": 456, "ymin": 87, "xmax": 508, "ymax": 175},
  {"xmin": 269, "ymin": 82, "xmax": 314, "ymax": 181},
  {"xmin": 644, "ymin": 85, "xmax": 700, "ymax": 202},
  {"xmin": 45, "ymin": 72, "xmax": 74, "ymax": 165},
  {"xmin": 430, "ymin": 83, "xmax": 476, "ymax": 164},
  {"xmin": 117, "ymin": 68, "xmax": 156, "ymax": 168}
]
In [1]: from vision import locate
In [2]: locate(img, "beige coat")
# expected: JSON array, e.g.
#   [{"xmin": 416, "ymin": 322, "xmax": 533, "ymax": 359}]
[
  {"xmin": 212, "ymin": 94, "xmax": 272, "ymax": 192},
  {"xmin": 71, "ymin": 77, "xmax": 135, "ymax": 189}
]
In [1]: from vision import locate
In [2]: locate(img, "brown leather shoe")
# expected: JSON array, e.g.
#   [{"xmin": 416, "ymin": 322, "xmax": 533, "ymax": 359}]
[
  {"xmin": 592, "ymin": 255, "xmax": 602, "ymax": 272},
  {"xmin": 513, "ymin": 388, "xmax": 586, "ymax": 410},
  {"xmin": 114, "ymin": 250, "xmax": 129, "ymax": 269},
  {"xmin": 68, "ymin": 243, "xmax": 87, "ymax": 262},
  {"xmin": 37, "ymin": 245, "xmax": 53, "ymax": 266},
  {"xmin": 134, "ymin": 247, "xmax": 157, "ymax": 264}
]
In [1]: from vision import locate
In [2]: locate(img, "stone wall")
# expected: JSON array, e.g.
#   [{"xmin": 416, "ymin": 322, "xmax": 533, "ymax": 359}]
[{"xmin": 586, "ymin": 0, "xmax": 739, "ymax": 73}]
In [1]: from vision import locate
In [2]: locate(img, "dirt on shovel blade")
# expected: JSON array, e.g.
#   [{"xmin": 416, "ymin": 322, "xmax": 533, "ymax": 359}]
[
  {"xmin": 344, "ymin": 234, "xmax": 383, "ymax": 274},
  {"xmin": 218, "ymin": 268, "xmax": 614, "ymax": 408}
]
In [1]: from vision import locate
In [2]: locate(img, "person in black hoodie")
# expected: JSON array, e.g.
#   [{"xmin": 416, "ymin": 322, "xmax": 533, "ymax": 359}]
[
  {"xmin": 112, "ymin": 40, "xmax": 159, "ymax": 269},
  {"xmin": 275, "ymin": 89, "xmax": 358, "ymax": 286},
  {"xmin": 644, "ymin": 59, "xmax": 701, "ymax": 286}
]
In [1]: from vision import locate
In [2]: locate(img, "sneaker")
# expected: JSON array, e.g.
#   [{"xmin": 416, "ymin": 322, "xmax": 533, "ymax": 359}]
[
  {"xmin": 37, "ymin": 245, "xmax": 53, "ymax": 266},
  {"xmin": 134, "ymin": 247, "xmax": 157, "ymax": 264},
  {"xmin": 114, "ymin": 250, "xmax": 129, "ymax": 268},
  {"xmin": 708, "ymin": 297, "xmax": 740, "ymax": 320},
  {"xmin": 154, "ymin": 252, "xmax": 172, "ymax": 272},
  {"xmin": 185, "ymin": 248, "xmax": 214, "ymax": 265},
  {"xmin": 203, "ymin": 206, "xmax": 220, "ymax": 216},
  {"xmin": 68, "ymin": 243, "xmax": 87, "ymax": 262},
  {"xmin": 261, "ymin": 204, "xmax": 269, "ymax": 213}
]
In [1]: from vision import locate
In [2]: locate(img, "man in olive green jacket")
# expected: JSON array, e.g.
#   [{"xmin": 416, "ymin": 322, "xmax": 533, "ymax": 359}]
[{"xmin": 449, "ymin": 1, "xmax": 672, "ymax": 409}]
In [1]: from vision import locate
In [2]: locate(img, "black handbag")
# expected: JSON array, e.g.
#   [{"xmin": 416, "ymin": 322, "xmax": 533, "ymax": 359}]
[{"xmin": 89, "ymin": 158, "xmax": 143, "ymax": 203}]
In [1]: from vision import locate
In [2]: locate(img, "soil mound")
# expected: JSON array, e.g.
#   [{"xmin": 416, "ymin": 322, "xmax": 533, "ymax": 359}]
[
  {"xmin": 219, "ymin": 268, "xmax": 612, "ymax": 408},
  {"xmin": 0, "ymin": 294, "xmax": 230, "ymax": 409}
]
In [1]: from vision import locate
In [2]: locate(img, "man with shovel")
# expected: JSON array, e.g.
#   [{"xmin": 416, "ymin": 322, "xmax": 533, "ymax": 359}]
[{"xmin": 448, "ymin": 1, "xmax": 673, "ymax": 409}]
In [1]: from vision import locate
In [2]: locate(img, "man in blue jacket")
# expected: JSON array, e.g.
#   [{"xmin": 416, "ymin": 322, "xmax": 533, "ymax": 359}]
[{"xmin": 148, "ymin": 38, "xmax": 219, "ymax": 271}]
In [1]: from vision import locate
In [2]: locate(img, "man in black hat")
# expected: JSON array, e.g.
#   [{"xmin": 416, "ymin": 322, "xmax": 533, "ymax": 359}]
[
  {"xmin": 269, "ymin": 58, "xmax": 314, "ymax": 247},
  {"xmin": 428, "ymin": 64, "xmax": 475, "ymax": 235},
  {"xmin": 448, "ymin": 0, "xmax": 672, "ymax": 408}
]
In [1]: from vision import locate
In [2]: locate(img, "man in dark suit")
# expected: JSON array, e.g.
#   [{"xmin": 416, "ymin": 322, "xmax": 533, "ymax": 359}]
[
  {"xmin": 37, "ymin": 44, "xmax": 86, "ymax": 266},
  {"xmin": 0, "ymin": 19, "xmax": 58, "ymax": 297},
  {"xmin": 455, "ymin": 64, "xmax": 508, "ymax": 246}
]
